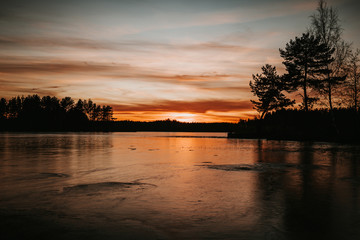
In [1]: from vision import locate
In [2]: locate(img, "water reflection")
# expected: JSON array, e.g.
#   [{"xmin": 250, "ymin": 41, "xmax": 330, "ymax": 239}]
[
  {"xmin": 250, "ymin": 140, "xmax": 360, "ymax": 239},
  {"xmin": 0, "ymin": 133, "xmax": 360, "ymax": 239}
]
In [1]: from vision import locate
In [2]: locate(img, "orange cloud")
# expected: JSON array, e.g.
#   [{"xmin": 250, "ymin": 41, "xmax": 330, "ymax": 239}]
[
  {"xmin": 109, "ymin": 98, "xmax": 257, "ymax": 122},
  {"xmin": 0, "ymin": 58, "xmax": 118, "ymax": 74},
  {"xmin": 113, "ymin": 109, "xmax": 256, "ymax": 123},
  {"xmin": 112, "ymin": 99, "xmax": 252, "ymax": 114},
  {"xmin": 0, "ymin": 57, "xmax": 248, "ymax": 90}
]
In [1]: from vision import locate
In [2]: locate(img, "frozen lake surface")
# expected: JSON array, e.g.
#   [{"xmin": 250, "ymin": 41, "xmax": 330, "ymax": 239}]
[{"xmin": 1, "ymin": 132, "xmax": 360, "ymax": 239}]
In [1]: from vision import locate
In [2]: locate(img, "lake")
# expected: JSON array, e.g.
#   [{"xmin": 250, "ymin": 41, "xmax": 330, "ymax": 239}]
[{"xmin": 1, "ymin": 132, "xmax": 360, "ymax": 239}]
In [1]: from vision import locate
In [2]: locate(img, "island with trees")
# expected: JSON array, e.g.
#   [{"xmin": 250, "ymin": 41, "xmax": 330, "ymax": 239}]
[{"xmin": 229, "ymin": 0, "xmax": 360, "ymax": 142}]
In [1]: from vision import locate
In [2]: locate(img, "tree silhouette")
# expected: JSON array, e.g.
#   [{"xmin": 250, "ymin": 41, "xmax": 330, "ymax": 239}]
[
  {"xmin": 0, "ymin": 95, "xmax": 114, "ymax": 131},
  {"xmin": 348, "ymin": 49, "xmax": 360, "ymax": 110},
  {"xmin": 60, "ymin": 97, "xmax": 74, "ymax": 112},
  {"xmin": 41, "ymin": 96, "xmax": 61, "ymax": 112},
  {"xmin": 83, "ymin": 99, "xmax": 94, "ymax": 117},
  {"xmin": 20, "ymin": 95, "xmax": 42, "ymax": 121},
  {"xmin": 100, "ymin": 105, "xmax": 113, "ymax": 121},
  {"xmin": 7, "ymin": 96, "xmax": 22, "ymax": 119},
  {"xmin": 0, "ymin": 98, "xmax": 7, "ymax": 119},
  {"xmin": 280, "ymin": 33, "xmax": 334, "ymax": 111},
  {"xmin": 89, "ymin": 104, "xmax": 100, "ymax": 121},
  {"xmin": 75, "ymin": 99, "xmax": 85, "ymax": 112},
  {"xmin": 309, "ymin": 0, "xmax": 350, "ymax": 110},
  {"xmin": 249, "ymin": 64, "xmax": 294, "ymax": 119}
]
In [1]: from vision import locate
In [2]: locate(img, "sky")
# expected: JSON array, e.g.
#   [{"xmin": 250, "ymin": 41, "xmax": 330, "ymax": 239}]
[{"xmin": 1, "ymin": 0, "xmax": 359, "ymax": 122}]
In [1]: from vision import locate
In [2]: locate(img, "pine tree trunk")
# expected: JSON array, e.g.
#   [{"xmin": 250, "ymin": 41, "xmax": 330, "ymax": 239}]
[
  {"xmin": 304, "ymin": 66, "xmax": 308, "ymax": 111},
  {"xmin": 328, "ymin": 80, "xmax": 333, "ymax": 111},
  {"xmin": 328, "ymin": 74, "xmax": 338, "ymax": 138},
  {"xmin": 354, "ymin": 69, "xmax": 358, "ymax": 110},
  {"xmin": 260, "ymin": 111, "xmax": 266, "ymax": 120},
  {"xmin": 355, "ymin": 84, "xmax": 357, "ymax": 110},
  {"xmin": 260, "ymin": 106, "xmax": 269, "ymax": 120}
]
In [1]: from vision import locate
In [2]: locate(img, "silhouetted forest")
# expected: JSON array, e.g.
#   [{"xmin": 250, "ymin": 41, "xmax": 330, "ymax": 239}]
[
  {"xmin": 0, "ymin": 94, "xmax": 237, "ymax": 132},
  {"xmin": 0, "ymin": 95, "xmax": 114, "ymax": 131},
  {"xmin": 229, "ymin": 109, "xmax": 360, "ymax": 142},
  {"xmin": 234, "ymin": 1, "xmax": 360, "ymax": 142},
  {"xmin": 249, "ymin": 1, "xmax": 359, "ymax": 118}
]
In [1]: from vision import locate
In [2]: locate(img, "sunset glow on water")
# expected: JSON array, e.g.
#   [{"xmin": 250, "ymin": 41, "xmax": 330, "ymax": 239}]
[
  {"xmin": 1, "ymin": 132, "xmax": 360, "ymax": 239},
  {"xmin": 1, "ymin": 1, "xmax": 360, "ymax": 238}
]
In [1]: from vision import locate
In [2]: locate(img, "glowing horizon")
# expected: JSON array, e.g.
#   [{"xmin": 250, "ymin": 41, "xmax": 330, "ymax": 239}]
[{"xmin": 1, "ymin": 0, "xmax": 359, "ymax": 122}]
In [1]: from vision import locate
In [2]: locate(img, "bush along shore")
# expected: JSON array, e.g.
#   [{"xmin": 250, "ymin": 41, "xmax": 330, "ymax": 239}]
[{"xmin": 228, "ymin": 109, "xmax": 360, "ymax": 142}]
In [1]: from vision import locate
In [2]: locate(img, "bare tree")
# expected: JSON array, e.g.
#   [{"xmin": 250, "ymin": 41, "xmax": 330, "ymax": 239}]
[
  {"xmin": 347, "ymin": 49, "xmax": 360, "ymax": 110},
  {"xmin": 309, "ymin": 0, "xmax": 351, "ymax": 110}
]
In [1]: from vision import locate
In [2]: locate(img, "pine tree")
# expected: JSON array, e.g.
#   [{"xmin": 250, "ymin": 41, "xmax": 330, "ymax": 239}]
[
  {"xmin": 249, "ymin": 64, "xmax": 294, "ymax": 119},
  {"xmin": 0, "ymin": 98, "xmax": 7, "ymax": 119},
  {"xmin": 60, "ymin": 97, "xmax": 74, "ymax": 112},
  {"xmin": 279, "ymin": 33, "xmax": 334, "ymax": 111}
]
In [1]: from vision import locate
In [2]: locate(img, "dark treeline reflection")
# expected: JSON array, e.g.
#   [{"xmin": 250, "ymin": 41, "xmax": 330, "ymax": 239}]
[{"xmin": 253, "ymin": 140, "xmax": 360, "ymax": 239}]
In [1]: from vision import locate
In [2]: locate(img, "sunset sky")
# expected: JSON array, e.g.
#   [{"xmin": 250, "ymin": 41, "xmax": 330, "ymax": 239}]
[{"xmin": 1, "ymin": 0, "xmax": 359, "ymax": 122}]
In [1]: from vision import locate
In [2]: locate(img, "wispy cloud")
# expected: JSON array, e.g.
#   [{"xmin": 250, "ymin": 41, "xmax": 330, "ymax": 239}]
[
  {"xmin": 0, "ymin": 60, "xmax": 115, "ymax": 74},
  {"xmin": 0, "ymin": 36, "xmax": 116, "ymax": 50},
  {"xmin": 0, "ymin": 56, "xmax": 243, "ymax": 83},
  {"xmin": 0, "ymin": 84, "xmax": 64, "ymax": 97},
  {"xmin": 111, "ymin": 99, "xmax": 254, "ymax": 122},
  {"xmin": 113, "ymin": 99, "xmax": 252, "ymax": 113},
  {"xmin": 0, "ymin": 56, "xmax": 253, "ymax": 107},
  {"xmin": 0, "ymin": 35, "xmax": 271, "ymax": 54},
  {"xmin": 0, "ymin": 0, "xmax": 358, "ymax": 122}
]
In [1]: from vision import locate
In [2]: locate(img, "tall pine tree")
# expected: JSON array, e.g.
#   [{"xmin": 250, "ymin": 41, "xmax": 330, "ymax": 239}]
[{"xmin": 280, "ymin": 33, "xmax": 334, "ymax": 111}]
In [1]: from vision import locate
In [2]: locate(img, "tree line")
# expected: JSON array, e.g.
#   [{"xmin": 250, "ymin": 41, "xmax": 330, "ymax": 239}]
[
  {"xmin": 249, "ymin": 0, "xmax": 359, "ymax": 119},
  {"xmin": 0, "ymin": 95, "xmax": 114, "ymax": 131}
]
